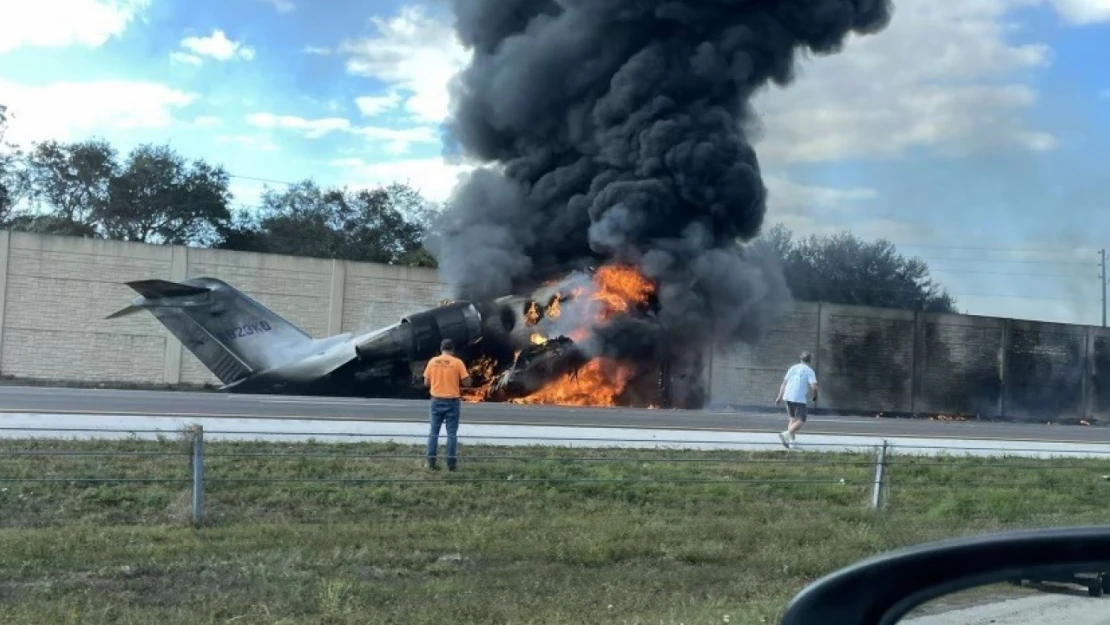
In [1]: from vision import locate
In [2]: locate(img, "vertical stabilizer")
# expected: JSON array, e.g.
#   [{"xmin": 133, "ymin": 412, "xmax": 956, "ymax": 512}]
[{"xmin": 109, "ymin": 277, "xmax": 314, "ymax": 385}]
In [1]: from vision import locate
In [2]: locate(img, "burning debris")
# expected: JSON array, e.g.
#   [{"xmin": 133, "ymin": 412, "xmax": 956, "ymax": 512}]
[
  {"xmin": 426, "ymin": 0, "xmax": 895, "ymax": 409},
  {"xmin": 457, "ymin": 264, "xmax": 664, "ymax": 407}
]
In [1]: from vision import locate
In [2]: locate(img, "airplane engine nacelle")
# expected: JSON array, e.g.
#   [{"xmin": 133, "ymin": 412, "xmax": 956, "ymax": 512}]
[{"xmin": 354, "ymin": 301, "xmax": 483, "ymax": 364}]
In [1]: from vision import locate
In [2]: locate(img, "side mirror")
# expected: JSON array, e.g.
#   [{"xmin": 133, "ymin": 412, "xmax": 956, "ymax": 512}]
[{"xmin": 780, "ymin": 525, "xmax": 1110, "ymax": 625}]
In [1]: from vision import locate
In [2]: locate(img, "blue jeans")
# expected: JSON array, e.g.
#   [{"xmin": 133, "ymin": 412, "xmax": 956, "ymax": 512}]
[{"xmin": 426, "ymin": 398, "xmax": 461, "ymax": 467}]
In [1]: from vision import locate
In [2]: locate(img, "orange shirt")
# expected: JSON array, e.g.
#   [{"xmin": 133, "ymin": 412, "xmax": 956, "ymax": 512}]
[{"xmin": 423, "ymin": 354, "xmax": 469, "ymax": 399}]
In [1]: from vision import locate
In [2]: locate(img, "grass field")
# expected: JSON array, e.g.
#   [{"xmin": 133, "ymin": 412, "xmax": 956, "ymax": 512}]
[{"xmin": 0, "ymin": 435, "xmax": 1107, "ymax": 624}]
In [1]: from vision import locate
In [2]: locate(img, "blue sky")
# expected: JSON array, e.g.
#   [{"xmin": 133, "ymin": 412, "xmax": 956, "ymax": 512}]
[{"xmin": 1, "ymin": 0, "xmax": 1108, "ymax": 325}]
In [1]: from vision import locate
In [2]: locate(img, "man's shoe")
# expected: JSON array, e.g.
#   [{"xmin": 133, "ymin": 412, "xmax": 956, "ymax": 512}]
[
  {"xmin": 426, "ymin": 461, "xmax": 440, "ymax": 471},
  {"xmin": 778, "ymin": 432, "xmax": 790, "ymax": 449},
  {"xmin": 447, "ymin": 464, "xmax": 457, "ymax": 472}
]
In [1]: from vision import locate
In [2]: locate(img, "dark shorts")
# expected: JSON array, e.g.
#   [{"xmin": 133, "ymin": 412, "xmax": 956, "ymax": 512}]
[{"xmin": 786, "ymin": 401, "xmax": 808, "ymax": 422}]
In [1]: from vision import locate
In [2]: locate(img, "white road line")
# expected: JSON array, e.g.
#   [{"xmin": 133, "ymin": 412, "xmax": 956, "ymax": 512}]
[{"xmin": 2, "ymin": 413, "xmax": 1109, "ymax": 459}]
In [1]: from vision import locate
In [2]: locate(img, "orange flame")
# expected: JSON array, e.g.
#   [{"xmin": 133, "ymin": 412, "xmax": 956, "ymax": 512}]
[
  {"xmin": 462, "ymin": 355, "xmax": 498, "ymax": 402},
  {"xmin": 530, "ymin": 333, "xmax": 547, "ymax": 345},
  {"xmin": 509, "ymin": 358, "xmax": 635, "ymax": 407},
  {"xmin": 505, "ymin": 264, "xmax": 657, "ymax": 406},
  {"xmin": 524, "ymin": 301, "xmax": 541, "ymax": 326},
  {"xmin": 545, "ymin": 297, "xmax": 561, "ymax": 319},
  {"xmin": 591, "ymin": 265, "xmax": 655, "ymax": 320}
]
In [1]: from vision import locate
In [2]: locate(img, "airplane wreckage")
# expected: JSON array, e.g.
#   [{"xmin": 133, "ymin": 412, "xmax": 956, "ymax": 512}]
[{"xmin": 108, "ymin": 266, "xmax": 698, "ymax": 408}]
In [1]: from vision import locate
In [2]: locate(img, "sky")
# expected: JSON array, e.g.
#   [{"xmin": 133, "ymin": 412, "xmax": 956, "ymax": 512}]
[{"xmin": 0, "ymin": 0, "xmax": 1108, "ymax": 325}]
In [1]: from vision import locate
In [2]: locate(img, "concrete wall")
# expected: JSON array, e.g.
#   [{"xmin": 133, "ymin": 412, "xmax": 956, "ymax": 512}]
[
  {"xmin": 0, "ymin": 230, "xmax": 1103, "ymax": 420},
  {"xmin": 711, "ymin": 302, "xmax": 1110, "ymax": 420},
  {"xmin": 0, "ymin": 230, "xmax": 444, "ymax": 387}
]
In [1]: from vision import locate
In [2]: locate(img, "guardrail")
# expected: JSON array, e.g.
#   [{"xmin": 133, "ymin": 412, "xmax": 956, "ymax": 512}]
[{"xmin": 1, "ymin": 425, "xmax": 1108, "ymax": 527}]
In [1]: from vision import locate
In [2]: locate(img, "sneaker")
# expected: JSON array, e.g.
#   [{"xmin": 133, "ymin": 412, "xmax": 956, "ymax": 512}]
[
  {"xmin": 426, "ymin": 461, "xmax": 440, "ymax": 471},
  {"xmin": 778, "ymin": 432, "xmax": 790, "ymax": 449}
]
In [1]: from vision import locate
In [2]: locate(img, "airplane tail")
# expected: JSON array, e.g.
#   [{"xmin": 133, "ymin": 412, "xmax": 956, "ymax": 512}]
[{"xmin": 109, "ymin": 278, "xmax": 314, "ymax": 385}]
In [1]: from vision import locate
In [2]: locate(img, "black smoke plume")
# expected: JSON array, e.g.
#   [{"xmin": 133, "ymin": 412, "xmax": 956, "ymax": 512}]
[{"xmin": 429, "ymin": 0, "xmax": 895, "ymax": 407}]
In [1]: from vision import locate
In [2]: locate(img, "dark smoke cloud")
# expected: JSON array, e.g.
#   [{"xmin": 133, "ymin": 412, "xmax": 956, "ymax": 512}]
[{"xmin": 428, "ymin": 0, "xmax": 894, "ymax": 404}]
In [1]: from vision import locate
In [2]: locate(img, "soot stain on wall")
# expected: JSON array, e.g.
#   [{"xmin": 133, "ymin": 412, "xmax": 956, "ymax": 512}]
[
  {"xmin": 1005, "ymin": 326, "xmax": 1084, "ymax": 418},
  {"xmin": 825, "ymin": 314, "xmax": 911, "ymax": 413},
  {"xmin": 916, "ymin": 319, "xmax": 1001, "ymax": 416},
  {"xmin": 1092, "ymin": 335, "xmax": 1110, "ymax": 417}
]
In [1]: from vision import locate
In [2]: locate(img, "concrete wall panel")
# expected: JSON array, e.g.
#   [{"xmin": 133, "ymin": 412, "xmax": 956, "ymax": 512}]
[
  {"xmin": 1, "ymin": 232, "xmax": 171, "ymax": 382},
  {"xmin": 709, "ymin": 303, "xmax": 820, "ymax": 407},
  {"xmin": 341, "ymin": 263, "xmax": 444, "ymax": 334},
  {"xmin": 1092, "ymin": 328, "xmax": 1110, "ymax": 419},
  {"xmin": 819, "ymin": 304, "xmax": 915, "ymax": 413},
  {"xmin": 913, "ymin": 313, "xmax": 1003, "ymax": 416},
  {"xmin": 1004, "ymin": 320, "xmax": 1087, "ymax": 419}
]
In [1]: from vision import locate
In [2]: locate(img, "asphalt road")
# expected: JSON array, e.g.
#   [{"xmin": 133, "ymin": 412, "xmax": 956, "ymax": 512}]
[
  {"xmin": 903, "ymin": 591, "xmax": 1110, "ymax": 624},
  {"xmin": 0, "ymin": 385, "xmax": 1105, "ymax": 443}
]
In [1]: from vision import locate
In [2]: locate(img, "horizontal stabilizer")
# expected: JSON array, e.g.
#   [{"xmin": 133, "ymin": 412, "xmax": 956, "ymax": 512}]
[
  {"xmin": 125, "ymin": 279, "xmax": 211, "ymax": 299},
  {"xmin": 105, "ymin": 305, "xmax": 141, "ymax": 320}
]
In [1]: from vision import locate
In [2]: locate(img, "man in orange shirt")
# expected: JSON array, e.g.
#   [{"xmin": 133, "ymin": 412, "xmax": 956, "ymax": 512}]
[{"xmin": 423, "ymin": 339, "xmax": 472, "ymax": 471}]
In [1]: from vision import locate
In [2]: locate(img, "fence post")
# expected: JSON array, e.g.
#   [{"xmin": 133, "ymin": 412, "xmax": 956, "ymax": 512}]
[
  {"xmin": 190, "ymin": 425, "xmax": 205, "ymax": 526},
  {"xmin": 871, "ymin": 440, "xmax": 888, "ymax": 510}
]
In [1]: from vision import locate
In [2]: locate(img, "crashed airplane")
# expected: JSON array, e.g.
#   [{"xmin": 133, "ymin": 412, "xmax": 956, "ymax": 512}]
[{"xmin": 107, "ymin": 273, "xmax": 677, "ymax": 406}]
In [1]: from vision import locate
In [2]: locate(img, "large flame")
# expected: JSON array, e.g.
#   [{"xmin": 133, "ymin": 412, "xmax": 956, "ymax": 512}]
[
  {"xmin": 518, "ymin": 264, "xmax": 655, "ymax": 406},
  {"xmin": 461, "ymin": 355, "xmax": 499, "ymax": 402},
  {"xmin": 590, "ymin": 265, "xmax": 654, "ymax": 319},
  {"xmin": 461, "ymin": 264, "xmax": 657, "ymax": 406},
  {"xmin": 508, "ymin": 358, "xmax": 636, "ymax": 406}
]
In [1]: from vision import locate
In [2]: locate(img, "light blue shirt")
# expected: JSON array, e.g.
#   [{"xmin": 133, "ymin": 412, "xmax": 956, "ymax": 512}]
[{"xmin": 782, "ymin": 363, "xmax": 817, "ymax": 404}]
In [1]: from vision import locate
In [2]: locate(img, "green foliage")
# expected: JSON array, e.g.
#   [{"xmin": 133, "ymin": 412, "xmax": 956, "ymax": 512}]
[
  {"xmin": 14, "ymin": 139, "xmax": 231, "ymax": 246},
  {"xmin": 219, "ymin": 179, "xmax": 438, "ymax": 266},
  {"xmin": 760, "ymin": 223, "xmax": 957, "ymax": 312},
  {"xmin": 0, "ymin": 129, "xmax": 441, "ymax": 267}
]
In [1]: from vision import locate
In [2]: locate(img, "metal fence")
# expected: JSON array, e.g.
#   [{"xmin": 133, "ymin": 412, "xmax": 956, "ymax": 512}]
[{"xmin": 1, "ymin": 424, "xmax": 1109, "ymax": 528}]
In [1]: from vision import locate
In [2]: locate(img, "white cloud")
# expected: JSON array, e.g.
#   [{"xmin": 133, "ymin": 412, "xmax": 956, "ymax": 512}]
[
  {"xmin": 353, "ymin": 126, "xmax": 438, "ymax": 154},
  {"xmin": 191, "ymin": 115, "xmax": 222, "ymax": 127},
  {"xmin": 245, "ymin": 112, "xmax": 437, "ymax": 152},
  {"xmin": 331, "ymin": 157, "xmax": 474, "ymax": 203},
  {"xmin": 303, "ymin": 46, "xmax": 331, "ymax": 55},
  {"xmin": 340, "ymin": 5, "xmax": 471, "ymax": 123},
  {"xmin": 0, "ymin": 0, "xmax": 148, "ymax": 53},
  {"xmin": 246, "ymin": 113, "xmax": 350, "ymax": 138},
  {"xmin": 760, "ymin": 173, "xmax": 908, "ymax": 242},
  {"xmin": 750, "ymin": 0, "xmax": 1064, "ymax": 164},
  {"xmin": 215, "ymin": 134, "xmax": 278, "ymax": 152},
  {"xmin": 0, "ymin": 79, "xmax": 196, "ymax": 146},
  {"xmin": 764, "ymin": 175, "xmax": 877, "ymax": 213},
  {"xmin": 355, "ymin": 92, "xmax": 403, "ymax": 118},
  {"xmin": 1049, "ymin": 0, "xmax": 1110, "ymax": 24},
  {"xmin": 170, "ymin": 51, "xmax": 202, "ymax": 65},
  {"xmin": 174, "ymin": 29, "xmax": 255, "ymax": 64},
  {"xmin": 260, "ymin": 0, "xmax": 294, "ymax": 13},
  {"xmin": 334, "ymin": 2, "xmax": 1076, "ymax": 164}
]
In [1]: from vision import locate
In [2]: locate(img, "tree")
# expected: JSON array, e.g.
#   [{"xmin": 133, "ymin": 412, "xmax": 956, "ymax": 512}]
[
  {"xmin": 759, "ymin": 223, "xmax": 956, "ymax": 313},
  {"xmin": 221, "ymin": 180, "xmax": 438, "ymax": 267},
  {"xmin": 24, "ymin": 139, "xmax": 117, "ymax": 231},
  {"xmin": 102, "ymin": 144, "xmax": 232, "ymax": 246},
  {"xmin": 0, "ymin": 105, "xmax": 28, "ymax": 223},
  {"xmin": 20, "ymin": 140, "xmax": 231, "ymax": 245}
]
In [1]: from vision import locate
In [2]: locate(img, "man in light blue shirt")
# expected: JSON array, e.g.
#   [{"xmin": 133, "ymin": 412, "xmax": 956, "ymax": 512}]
[{"xmin": 774, "ymin": 351, "xmax": 819, "ymax": 449}]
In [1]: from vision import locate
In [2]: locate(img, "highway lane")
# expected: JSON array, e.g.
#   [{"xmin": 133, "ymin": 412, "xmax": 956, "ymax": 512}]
[{"xmin": 0, "ymin": 385, "xmax": 1103, "ymax": 443}]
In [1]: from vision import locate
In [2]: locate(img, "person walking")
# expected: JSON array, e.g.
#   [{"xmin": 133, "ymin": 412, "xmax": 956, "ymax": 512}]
[
  {"xmin": 774, "ymin": 351, "xmax": 819, "ymax": 449},
  {"xmin": 423, "ymin": 339, "xmax": 472, "ymax": 471}
]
